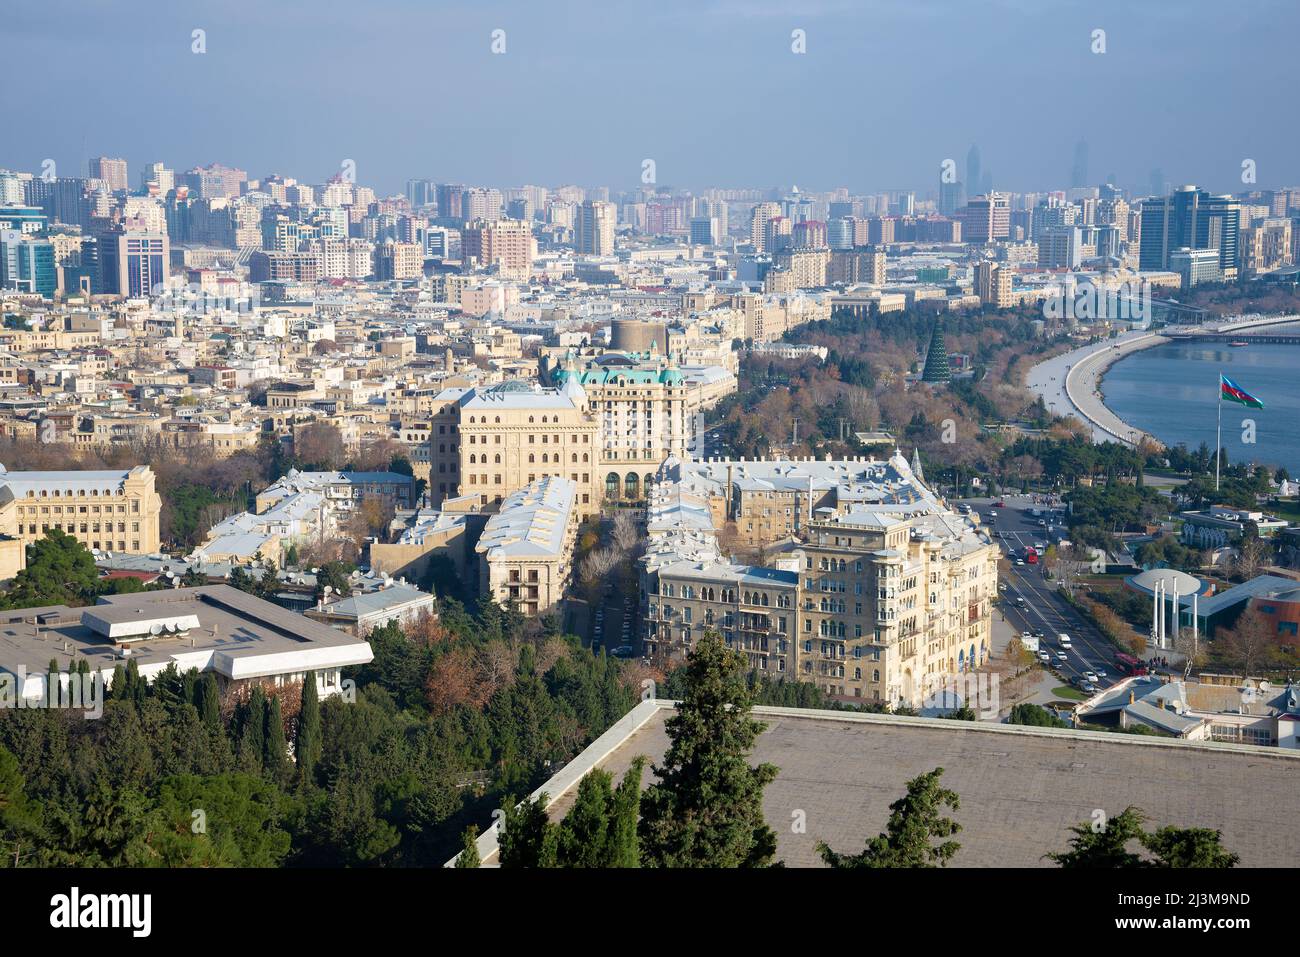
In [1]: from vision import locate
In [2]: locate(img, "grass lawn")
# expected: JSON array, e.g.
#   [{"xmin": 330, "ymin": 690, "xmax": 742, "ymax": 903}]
[{"xmin": 1052, "ymin": 685, "xmax": 1087, "ymax": 701}]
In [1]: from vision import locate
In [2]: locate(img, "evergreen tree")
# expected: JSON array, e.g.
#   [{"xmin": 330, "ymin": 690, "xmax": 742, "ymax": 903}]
[
  {"xmin": 1142, "ymin": 825, "xmax": 1239, "ymax": 868},
  {"xmin": 638, "ymin": 632, "xmax": 778, "ymax": 868},
  {"xmin": 1046, "ymin": 806, "xmax": 1147, "ymax": 868},
  {"xmin": 454, "ymin": 825, "xmax": 481, "ymax": 868},
  {"xmin": 263, "ymin": 695, "xmax": 288, "ymax": 782},
  {"xmin": 241, "ymin": 686, "xmax": 267, "ymax": 771},
  {"xmin": 818, "ymin": 767, "xmax": 961, "ymax": 868},
  {"xmin": 196, "ymin": 674, "xmax": 221, "ymax": 731},
  {"xmin": 296, "ymin": 672, "xmax": 322, "ymax": 785},
  {"xmin": 498, "ymin": 793, "xmax": 558, "ymax": 868}
]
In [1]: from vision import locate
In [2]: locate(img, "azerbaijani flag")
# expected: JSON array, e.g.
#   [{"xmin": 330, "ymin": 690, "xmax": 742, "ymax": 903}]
[{"xmin": 1220, "ymin": 374, "xmax": 1264, "ymax": 409}]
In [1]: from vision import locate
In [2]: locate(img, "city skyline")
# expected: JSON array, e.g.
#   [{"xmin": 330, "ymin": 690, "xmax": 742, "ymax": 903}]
[{"xmin": 5, "ymin": 0, "xmax": 1296, "ymax": 197}]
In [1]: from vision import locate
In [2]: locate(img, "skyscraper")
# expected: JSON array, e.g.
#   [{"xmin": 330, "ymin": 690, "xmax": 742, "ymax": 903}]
[
  {"xmin": 575, "ymin": 200, "xmax": 615, "ymax": 256},
  {"xmin": 1139, "ymin": 186, "xmax": 1240, "ymax": 281},
  {"xmin": 101, "ymin": 228, "xmax": 169, "ymax": 297},
  {"xmin": 88, "ymin": 156, "xmax": 128, "ymax": 192}
]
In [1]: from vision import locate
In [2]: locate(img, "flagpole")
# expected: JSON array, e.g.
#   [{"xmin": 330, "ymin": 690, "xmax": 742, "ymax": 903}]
[{"xmin": 1215, "ymin": 373, "xmax": 1222, "ymax": 493}]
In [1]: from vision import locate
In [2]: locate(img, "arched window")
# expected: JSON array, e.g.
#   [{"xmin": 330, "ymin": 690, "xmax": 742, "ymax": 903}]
[
  {"xmin": 494, "ymin": 454, "xmax": 501, "ymax": 464},
  {"xmin": 624, "ymin": 472, "xmax": 640, "ymax": 500},
  {"xmin": 605, "ymin": 473, "xmax": 620, "ymax": 499},
  {"xmin": 528, "ymin": 453, "xmax": 535, "ymax": 463}
]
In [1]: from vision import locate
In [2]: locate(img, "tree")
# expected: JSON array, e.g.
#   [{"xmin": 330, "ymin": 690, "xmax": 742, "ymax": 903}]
[
  {"xmin": 296, "ymin": 672, "xmax": 322, "ymax": 784},
  {"xmin": 1008, "ymin": 703, "xmax": 1067, "ymax": 728},
  {"xmin": 314, "ymin": 561, "xmax": 355, "ymax": 601},
  {"xmin": 611, "ymin": 511, "xmax": 641, "ymax": 555},
  {"xmin": 0, "ymin": 745, "xmax": 40, "ymax": 867},
  {"xmin": 1048, "ymin": 807, "xmax": 1239, "ymax": 868},
  {"xmin": 263, "ymin": 695, "xmax": 289, "ymax": 783},
  {"xmin": 293, "ymin": 421, "xmax": 345, "ymax": 471},
  {"xmin": 454, "ymin": 826, "xmax": 481, "ymax": 868},
  {"xmin": 498, "ymin": 793, "xmax": 558, "ymax": 868},
  {"xmin": 555, "ymin": 757, "xmax": 646, "ymax": 868},
  {"xmin": 638, "ymin": 632, "xmax": 779, "ymax": 868},
  {"xmin": 818, "ymin": 767, "xmax": 962, "ymax": 868},
  {"xmin": 1220, "ymin": 610, "xmax": 1278, "ymax": 678},
  {"xmin": 1142, "ymin": 825, "xmax": 1239, "ymax": 868},
  {"xmin": 0, "ymin": 530, "xmax": 101, "ymax": 609},
  {"xmin": 1047, "ymin": 807, "xmax": 1148, "ymax": 868}
]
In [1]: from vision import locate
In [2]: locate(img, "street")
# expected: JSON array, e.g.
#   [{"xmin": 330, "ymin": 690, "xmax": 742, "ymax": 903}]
[{"xmin": 960, "ymin": 494, "xmax": 1123, "ymax": 695}]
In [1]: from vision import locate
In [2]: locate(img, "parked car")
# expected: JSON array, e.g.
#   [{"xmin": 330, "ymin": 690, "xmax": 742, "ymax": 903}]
[
  {"xmin": 1083, "ymin": 671, "xmax": 1098, "ymax": 684},
  {"xmin": 1038, "ymin": 651, "xmax": 1051, "ymax": 663}
]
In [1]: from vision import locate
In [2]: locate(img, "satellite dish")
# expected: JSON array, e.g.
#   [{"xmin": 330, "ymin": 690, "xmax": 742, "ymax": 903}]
[{"xmin": 149, "ymin": 623, "xmax": 163, "ymax": 636}]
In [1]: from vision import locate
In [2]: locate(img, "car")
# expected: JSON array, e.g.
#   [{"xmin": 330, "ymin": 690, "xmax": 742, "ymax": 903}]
[
  {"xmin": 1015, "ymin": 559, "xmax": 1025, "ymax": 566},
  {"xmin": 1083, "ymin": 671, "xmax": 1098, "ymax": 684},
  {"xmin": 1033, "ymin": 629, "xmax": 1045, "ymax": 639},
  {"xmin": 1021, "ymin": 631, "xmax": 1033, "ymax": 640},
  {"xmin": 994, "ymin": 500, "xmax": 1006, "ymax": 508},
  {"xmin": 1037, "ymin": 651, "xmax": 1051, "ymax": 662},
  {"xmin": 610, "ymin": 645, "xmax": 635, "ymax": 658},
  {"xmin": 990, "ymin": 511, "xmax": 999, "ymax": 518},
  {"xmin": 1081, "ymin": 682, "xmax": 1098, "ymax": 694},
  {"xmin": 1058, "ymin": 633, "xmax": 1072, "ymax": 647},
  {"xmin": 1095, "ymin": 669, "xmax": 1108, "ymax": 679},
  {"xmin": 1015, "ymin": 597, "xmax": 1026, "ymax": 606},
  {"xmin": 1056, "ymin": 651, "xmax": 1068, "ymax": 661}
]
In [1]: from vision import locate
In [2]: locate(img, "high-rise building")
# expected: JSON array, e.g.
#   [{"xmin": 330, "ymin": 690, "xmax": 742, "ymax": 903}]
[
  {"xmin": 961, "ymin": 194, "xmax": 1010, "ymax": 244},
  {"xmin": 88, "ymin": 156, "xmax": 128, "ymax": 192},
  {"xmin": 0, "ymin": 230, "xmax": 56, "ymax": 297},
  {"xmin": 974, "ymin": 260, "xmax": 1013, "ymax": 308},
  {"xmin": 405, "ymin": 178, "xmax": 436, "ymax": 209},
  {"xmin": 749, "ymin": 201, "xmax": 781, "ymax": 252},
  {"xmin": 461, "ymin": 218, "xmax": 533, "ymax": 279},
  {"xmin": 575, "ymin": 200, "xmax": 616, "ymax": 256},
  {"xmin": 373, "ymin": 241, "xmax": 424, "ymax": 280},
  {"xmin": 141, "ymin": 162, "xmax": 174, "ymax": 195},
  {"xmin": 182, "ymin": 164, "xmax": 247, "ymax": 200},
  {"xmin": 689, "ymin": 216, "xmax": 719, "ymax": 246},
  {"xmin": 938, "ymin": 178, "xmax": 963, "ymax": 216},
  {"xmin": 1139, "ymin": 186, "xmax": 1240, "ymax": 281},
  {"xmin": 100, "ymin": 228, "xmax": 169, "ymax": 297},
  {"xmin": 1037, "ymin": 226, "xmax": 1083, "ymax": 269}
]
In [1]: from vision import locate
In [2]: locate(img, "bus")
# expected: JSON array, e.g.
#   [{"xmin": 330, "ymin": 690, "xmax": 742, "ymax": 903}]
[{"xmin": 1115, "ymin": 652, "xmax": 1148, "ymax": 677}]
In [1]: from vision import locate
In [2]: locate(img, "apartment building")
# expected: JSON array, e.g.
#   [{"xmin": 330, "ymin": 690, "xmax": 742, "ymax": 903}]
[
  {"xmin": 429, "ymin": 379, "xmax": 600, "ymax": 515},
  {"xmin": 639, "ymin": 453, "xmax": 998, "ymax": 708},
  {"xmin": 475, "ymin": 476, "xmax": 578, "ymax": 617},
  {"xmin": 551, "ymin": 352, "xmax": 689, "ymax": 502},
  {"xmin": 0, "ymin": 466, "xmax": 162, "ymax": 577}
]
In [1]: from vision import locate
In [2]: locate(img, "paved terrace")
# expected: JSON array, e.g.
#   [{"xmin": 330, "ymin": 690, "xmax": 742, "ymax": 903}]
[{"xmin": 456, "ymin": 701, "xmax": 1300, "ymax": 867}]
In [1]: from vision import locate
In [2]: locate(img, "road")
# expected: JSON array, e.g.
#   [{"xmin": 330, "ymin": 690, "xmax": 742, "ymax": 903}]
[
  {"xmin": 960, "ymin": 494, "xmax": 1124, "ymax": 697},
  {"xmin": 1024, "ymin": 331, "xmax": 1164, "ymax": 447}
]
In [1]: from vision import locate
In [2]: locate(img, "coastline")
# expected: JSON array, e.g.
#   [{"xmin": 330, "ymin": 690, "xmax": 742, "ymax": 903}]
[
  {"xmin": 1025, "ymin": 331, "xmax": 1165, "ymax": 448},
  {"xmin": 1026, "ymin": 313, "xmax": 1300, "ymax": 449}
]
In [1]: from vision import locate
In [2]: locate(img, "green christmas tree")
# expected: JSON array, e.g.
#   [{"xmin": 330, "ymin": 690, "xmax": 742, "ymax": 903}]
[{"xmin": 921, "ymin": 322, "xmax": 951, "ymax": 385}]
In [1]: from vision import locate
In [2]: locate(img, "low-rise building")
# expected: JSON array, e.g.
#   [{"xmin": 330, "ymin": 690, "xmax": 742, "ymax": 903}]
[{"xmin": 475, "ymin": 476, "xmax": 578, "ymax": 617}]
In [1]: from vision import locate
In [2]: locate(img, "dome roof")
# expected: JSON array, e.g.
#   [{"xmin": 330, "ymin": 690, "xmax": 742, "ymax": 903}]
[{"xmin": 1130, "ymin": 568, "xmax": 1203, "ymax": 596}]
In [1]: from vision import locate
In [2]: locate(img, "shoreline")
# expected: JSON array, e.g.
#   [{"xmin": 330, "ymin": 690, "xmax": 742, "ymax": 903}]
[
  {"xmin": 1025, "ymin": 331, "xmax": 1165, "ymax": 448},
  {"xmin": 1026, "ymin": 314, "xmax": 1300, "ymax": 449}
]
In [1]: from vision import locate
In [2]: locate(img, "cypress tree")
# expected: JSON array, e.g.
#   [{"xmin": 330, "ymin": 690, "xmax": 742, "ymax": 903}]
[
  {"xmin": 110, "ymin": 664, "xmax": 125, "ymax": 701},
  {"xmin": 242, "ymin": 686, "xmax": 267, "ymax": 770},
  {"xmin": 263, "ymin": 694, "xmax": 288, "ymax": 782},
  {"xmin": 454, "ymin": 826, "xmax": 481, "ymax": 868},
  {"xmin": 638, "ymin": 632, "xmax": 778, "ymax": 868},
  {"xmin": 498, "ymin": 793, "xmax": 558, "ymax": 868},
  {"xmin": 296, "ymin": 672, "xmax": 322, "ymax": 785},
  {"xmin": 197, "ymin": 674, "xmax": 221, "ymax": 730}
]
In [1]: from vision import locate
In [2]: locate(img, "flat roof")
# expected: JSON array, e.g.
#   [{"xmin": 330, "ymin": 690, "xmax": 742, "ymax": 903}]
[
  {"xmin": 0, "ymin": 585, "xmax": 372, "ymax": 687},
  {"xmin": 460, "ymin": 702, "xmax": 1300, "ymax": 867}
]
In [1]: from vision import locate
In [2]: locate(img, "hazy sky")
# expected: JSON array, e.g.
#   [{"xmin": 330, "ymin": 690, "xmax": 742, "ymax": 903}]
[{"xmin": 6, "ymin": 0, "xmax": 1296, "ymax": 198}]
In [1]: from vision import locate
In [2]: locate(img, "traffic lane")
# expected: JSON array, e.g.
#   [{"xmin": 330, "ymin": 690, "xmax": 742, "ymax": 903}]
[{"xmin": 1002, "ymin": 566, "xmax": 1116, "ymax": 689}]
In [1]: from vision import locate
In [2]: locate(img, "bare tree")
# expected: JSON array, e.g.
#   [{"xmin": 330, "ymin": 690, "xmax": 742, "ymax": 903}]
[
  {"xmin": 1172, "ymin": 627, "xmax": 1207, "ymax": 680},
  {"xmin": 1233, "ymin": 536, "xmax": 1271, "ymax": 582},
  {"xmin": 611, "ymin": 510, "xmax": 641, "ymax": 555},
  {"xmin": 1220, "ymin": 610, "xmax": 1278, "ymax": 679}
]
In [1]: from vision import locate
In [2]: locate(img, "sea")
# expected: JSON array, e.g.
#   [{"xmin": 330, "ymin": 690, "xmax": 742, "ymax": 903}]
[{"xmin": 1101, "ymin": 322, "xmax": 1300, "ymax": 473}]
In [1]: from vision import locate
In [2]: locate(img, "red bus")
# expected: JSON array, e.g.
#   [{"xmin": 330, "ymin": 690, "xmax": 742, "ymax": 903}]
[
  {"xmin": 1025, "ymin": 550, "xmax": 1039, "ymax": 564},
  {"xmin": 1115, "ymin": 652, "xmax": 1148, "ymax": 676}
]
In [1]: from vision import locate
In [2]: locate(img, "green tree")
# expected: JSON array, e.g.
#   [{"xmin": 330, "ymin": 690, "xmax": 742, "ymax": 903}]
[
  {"xmin": 454, "ymin": 825, "xmax": 481, "ymax": 868},
  {"xmin": 1142, "ymin": 825, "xmax": 1239, "ymax": 868},
  {"xmin": 263, "ymin": 695, "xmax": 289, "ymax": 783},
  {"xmin": 0, "ymin": 530, "xmax": 101, "ymax": 609},
  {"xmin": 1008, "ymin": 703, "xmax": 1068, "ymax": 728},
  {"xmin": 296, "ymin": 673, "xmax": 322, "ymax": 785},
  {"xmin": 555, "ymin": 757, "xmax": 646, "ymax": 868},
  {"xmin": 818, "ymin": 767, "xmax": 961, "ymax": 868},
  {"xmin": 498, "ymin": 793, "xmax": 558, "ymax": 868},
  {"xmin": 1048, "ymin": 807, "xmax": 1239, "ymax": 868},
  {"xmin": 0, "ymin": 744, "xmax": 41, "ymax": 867},
  {"xmin": 134, "ymin": 773, "xmax": 292, "ymax": 867},
  {"xmin": 638, "ymin": 632, "xmax": 778, "ymax": 868},
  {"xmin": 1046, "ymin": 806, "xmax": 1148, "ymax": 868}
]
